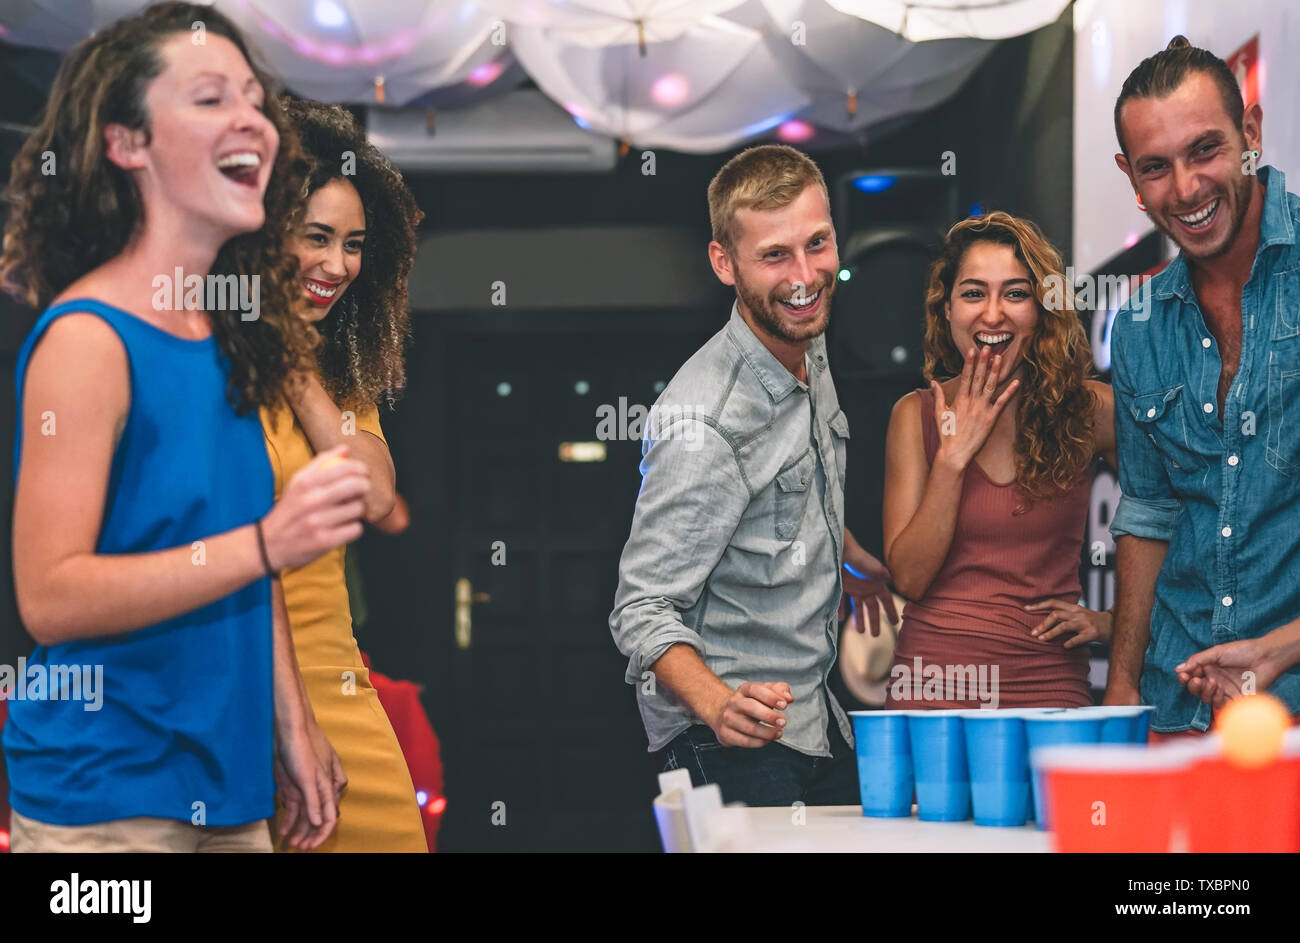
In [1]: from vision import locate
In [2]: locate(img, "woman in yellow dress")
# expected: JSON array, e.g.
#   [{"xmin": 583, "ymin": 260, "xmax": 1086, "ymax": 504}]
[{"xmin": 263, "ymin": 97, "xmax": 426, "ymax": 851}]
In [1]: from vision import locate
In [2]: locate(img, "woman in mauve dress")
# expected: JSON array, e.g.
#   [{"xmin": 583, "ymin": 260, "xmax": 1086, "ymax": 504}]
[{"xmin": 882, "ymin": 212, "xmax": 1117, "ymax": 710}]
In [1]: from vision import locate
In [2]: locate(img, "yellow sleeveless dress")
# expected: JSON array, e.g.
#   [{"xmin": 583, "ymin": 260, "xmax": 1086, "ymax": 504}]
[{"xmin": 261, "ymin": 400, "xmax": 427, "ymax": 852}]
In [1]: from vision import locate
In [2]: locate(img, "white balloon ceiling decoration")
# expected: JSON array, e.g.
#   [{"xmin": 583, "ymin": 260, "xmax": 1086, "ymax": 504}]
[
  {"xmin": 231, "ymin": 0, "xmax": 515, "ymax": 106},
  {"xmin": 0, "ymin": 0, "xmax": 1070, "ymax": 153},
  {"xmin": 475, "ymin": 0, "xmax": 749, "ymax": 50},
  {"xmin": 756, "ymin": 0, "xmax": 991, "ymax": 133},
  {"xmin": 0, "ymin": 0, "xmax": 151, "ymax": 49},
  {"xmin": 826, "ymin": 0, "xmax": 1072, "ymax": 43},
  {"xmin": 0, "ymin": 0, "xmax": 520, "ymax": 107},
  {"xmin": 502, "ymin": 3, "xmax": 812, "ymax": 154}
]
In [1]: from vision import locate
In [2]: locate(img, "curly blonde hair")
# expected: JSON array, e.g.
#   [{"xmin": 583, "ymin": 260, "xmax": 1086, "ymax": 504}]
[{"xmin": 923, "ymin": 212, "xmax": 1097, "ymax": 507}]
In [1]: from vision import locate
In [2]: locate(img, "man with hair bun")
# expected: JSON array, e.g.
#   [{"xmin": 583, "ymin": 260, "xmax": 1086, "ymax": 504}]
[{"xmin": 1106, "ymin": 36, "xmax": 1300, "ymax": 731}]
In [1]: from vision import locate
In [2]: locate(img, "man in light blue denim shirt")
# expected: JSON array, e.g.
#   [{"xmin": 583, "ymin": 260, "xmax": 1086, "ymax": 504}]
[
  {"xmin": 1105, "ymin": 37, "xmax": 1300, "ymax": 731},
  {"xmin": 609, "ymin": 145, "xmax": 896, "ymax": 806}
]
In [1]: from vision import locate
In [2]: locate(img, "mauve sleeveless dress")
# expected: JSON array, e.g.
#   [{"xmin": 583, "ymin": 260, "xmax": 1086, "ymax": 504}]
[{"xmin": 884, "ymin": 386, "xmax": 1093, "ymax": 709}]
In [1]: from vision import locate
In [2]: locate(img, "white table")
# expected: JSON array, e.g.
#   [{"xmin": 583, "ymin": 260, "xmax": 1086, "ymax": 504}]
[{"xmin": 746, "ymin": 805, "xmax": 1052, "ymax": 852}]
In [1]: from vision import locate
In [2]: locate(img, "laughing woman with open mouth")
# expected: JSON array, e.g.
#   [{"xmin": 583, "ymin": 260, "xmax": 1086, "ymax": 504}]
[
  {"xmin": 881, "ymin": 212, "xmax": 1118, "ymax": 710},
  {"xmin": 0, "ymin": 2, "xmax": 364, "ymax": 852}
]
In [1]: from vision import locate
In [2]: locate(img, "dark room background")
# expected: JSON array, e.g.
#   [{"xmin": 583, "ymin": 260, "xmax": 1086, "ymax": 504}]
[{"xmin": 0, "ymin": 12, "xmax": 1088, "ymax": 851}]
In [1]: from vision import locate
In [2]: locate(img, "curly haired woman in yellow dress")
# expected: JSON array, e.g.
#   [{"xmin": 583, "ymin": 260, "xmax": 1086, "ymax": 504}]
[{"xmin": 264, "ymin": 97, "xmax": 426, "ymax": 851}]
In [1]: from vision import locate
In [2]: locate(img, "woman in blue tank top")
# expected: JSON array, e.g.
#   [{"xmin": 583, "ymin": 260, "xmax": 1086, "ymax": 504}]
[{"xmin": 0, "ymin": 3, "xmax": 370, "ymax": 852}]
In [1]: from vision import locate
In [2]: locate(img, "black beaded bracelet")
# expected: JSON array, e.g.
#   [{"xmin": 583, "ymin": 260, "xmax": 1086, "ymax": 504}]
[{"xmin": 254, "ymin": 518, "xmax": 275, "ymax": 576}]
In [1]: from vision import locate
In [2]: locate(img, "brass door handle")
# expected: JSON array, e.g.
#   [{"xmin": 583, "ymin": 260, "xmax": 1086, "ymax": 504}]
[{"xmin": 455, "ymin": 578, "xmax": 491, "ymax": 649}]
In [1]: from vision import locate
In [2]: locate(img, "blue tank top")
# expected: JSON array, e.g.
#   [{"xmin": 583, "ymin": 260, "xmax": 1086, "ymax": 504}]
[{"xmin": 4, "ymin": 299, "xmax": 275, "ymax": 826}]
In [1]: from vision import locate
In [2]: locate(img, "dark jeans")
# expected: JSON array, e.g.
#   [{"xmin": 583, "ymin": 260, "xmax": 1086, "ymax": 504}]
[{"xmin": 657, "ymin": 715, "xmax": 859, "ymax": 807}]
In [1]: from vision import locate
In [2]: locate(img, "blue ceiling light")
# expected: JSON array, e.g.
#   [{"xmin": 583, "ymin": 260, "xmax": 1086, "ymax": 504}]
[
  {"xmin": 737, "ymin": 113, "xmax": 791, "ymax": 139},
  {"xmin": 851, "ymin": 174, "xmax": 896, "ymax": 194}
]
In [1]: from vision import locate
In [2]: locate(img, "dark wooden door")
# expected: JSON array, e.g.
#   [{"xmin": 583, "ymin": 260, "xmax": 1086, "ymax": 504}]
[{"xmin": 391, "ymin": 312, "xmax": 714, "ymax": 852}]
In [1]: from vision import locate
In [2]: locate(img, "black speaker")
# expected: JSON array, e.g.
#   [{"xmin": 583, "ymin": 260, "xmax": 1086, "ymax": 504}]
[
  {"xmin": 828, "ymin": 169, "xmax": 955, "ymax": 380},
  {"xmin": 830, "ymin": 229, "xmax": 936, "ymax": 378},
  {"xmin": 825, "ymin": 170, "xmax": 956, "ymax": 559}
]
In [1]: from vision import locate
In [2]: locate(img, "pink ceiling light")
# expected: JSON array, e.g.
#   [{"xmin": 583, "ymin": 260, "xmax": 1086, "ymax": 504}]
[
  {"xmin": 650, "ymin": 73, "xmax": 690, "ymax": 108},
  {"xmin": 777, "ymin": 119, "xmax": 814, "ymax": 143}
]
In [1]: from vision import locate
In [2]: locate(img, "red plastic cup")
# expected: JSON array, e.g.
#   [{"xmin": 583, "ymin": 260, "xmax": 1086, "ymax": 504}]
[
  {"xmin": 1183, "ymin": 731, "xmax": 1300, "ymax": 853},
  {"xmin": 1037, "ymin": 743, "xmax": 1197, "ymax": 852}
]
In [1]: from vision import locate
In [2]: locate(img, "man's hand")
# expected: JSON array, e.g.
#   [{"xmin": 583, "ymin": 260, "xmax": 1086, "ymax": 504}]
[
  {"xmin": 273, "ymin": 724, "xmax": 339, "ymax": 851},
  {"xmin": 1027, "ymin": 600, "xmax": 1113, "ymax": 648},
  {"xmin": 840, "ymin": 547, "xmax": 899, "ymax": 637},
  {"xmin": 1186, "ymin": 664, "xmax": 1247, "ymax": 709},
  {"xmin": 707, "ymin": 681, "xmax": 794, "ymax": 748},
  {"xmin": 1176, "ymin": 637, "xmax": 1284, "ymax": 709}
]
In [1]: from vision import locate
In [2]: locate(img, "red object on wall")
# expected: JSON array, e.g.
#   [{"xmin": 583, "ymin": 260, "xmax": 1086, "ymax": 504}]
[
  {"xmin": 1225, "ymin": 36, "xmax": 1259, "ymax": 108},
  {"xmin": 361, "ymin": 652, "xmax": 444, "ymax": 853}
]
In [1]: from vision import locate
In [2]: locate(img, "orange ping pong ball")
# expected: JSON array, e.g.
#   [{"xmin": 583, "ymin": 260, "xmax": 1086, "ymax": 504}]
[
  {"xmin": 318, "ymin": 452, "xmax": 347, "ymax": 471},
  {"xmin": 1214, "ymin": 693, "xmax": 1290, "ymax": 769}
]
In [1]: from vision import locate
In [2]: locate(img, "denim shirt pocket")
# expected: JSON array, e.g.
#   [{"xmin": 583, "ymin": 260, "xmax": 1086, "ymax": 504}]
[
  {"xmin": 1130, "ymin": 385, "xmax": 1206, "ymax": 476},
  {"xmin": 1266, "ymin": 347, "xmax": 1300, "ymax": 476},
  {"xmin": 774, "ymin": 447, "xmax": 816, "ymax": 540},
  {"xmin": 1272, "ymin": 260, "xmax": 1300, "ymax": 341}
]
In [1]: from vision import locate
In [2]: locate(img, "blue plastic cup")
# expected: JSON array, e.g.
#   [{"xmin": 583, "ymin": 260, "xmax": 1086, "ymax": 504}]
[
  {"xmin": 1002, "ymin": 710, "xmax": 1064, "ymax": 824},
  {"xmin": 1133, "ymin": 705, "xmax": 1157, "ymax": 743},
  {"xmin": 1076, "ymin": 706, "xmax": 1147, "ymax": 744},
  {"xmin": 906, "ymin": 710, "xmax": 971, "ymax": 821},
  {"xmin": 960, "ymin": 709, "xmax": 1045, "ymax": 827},
  {"xmin": 1025, "ymin": 713, "xmax": 1105, "ymax": 830},
  {"xmin": 850, "ymin": 710, "xmax": 913, "ymax": 817}
]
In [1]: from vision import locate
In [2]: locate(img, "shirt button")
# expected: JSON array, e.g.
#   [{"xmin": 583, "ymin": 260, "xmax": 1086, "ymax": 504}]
[
  {"xmin": 1228, "ymin": 454, "xmax": 1240, "ymax": 466},
  {"xmin": 1202, "ymin": 337, "xmax": 1212, "ymax": 348},
  {"xmin": 1222, "ymin": 596, "xmax": 1234, "ymax": 607},
  {"xmin": 1203, "ymin": 402, "xmax": 1214, "ymax": 413},
  {"xmin": 1222, "ymin": 526, "xmax": 1232, "ymax": 537},
  {"xmin": 1147, "ymin": 407, "xmax": 1157, "ymax": 418}
]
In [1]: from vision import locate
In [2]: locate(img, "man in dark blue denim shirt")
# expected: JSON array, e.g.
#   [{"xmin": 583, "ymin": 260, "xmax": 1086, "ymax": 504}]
[{"xmin": 1105, "ymin": 37, "xmax": 1300, "ymax": 730}]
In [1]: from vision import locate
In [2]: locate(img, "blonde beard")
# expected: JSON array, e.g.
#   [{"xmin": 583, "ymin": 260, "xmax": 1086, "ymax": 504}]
[{"xmin": 735, "ymin": 273, "xmax": 831, "ymax": 344}]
